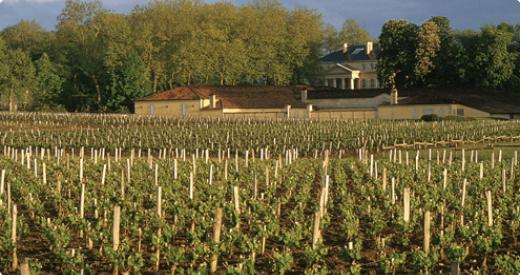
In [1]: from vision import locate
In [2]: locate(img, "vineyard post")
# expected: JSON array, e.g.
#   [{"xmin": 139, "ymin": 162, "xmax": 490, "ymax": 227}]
[
  {"xmin": 127, "ymin": 159, "xmax": 131, "ymax": 183},
  {"xmin": 102, "ymin": 164, "xmax": 106, "ymax": 186},
  {"xmin": 224, "ymin": 160, "xmax": 228, "ymax": 180},
  {"xmin": 502, "ymin": 169, "xmax": 506, "ymax": 193},
  {"xmin": 43, "ymin": 163, "xmax": 47, "ymax": 185},
  {"xmin": 382, "ymin": 168, "xmax": 387, "ymax": 192},
  {"xmin": 20, "ymin": 258, "xmax": 30, "ymax": 275},
  {"xmin": 112, "ymin": 204, "xmax": 121, "ymax": 275},
  {"xmin": 486, "ymin": 190, "xmax": 493, "ymax": 226},
  {"xmin": 120, "ymin": 170, "xmax": 125, "ymax": 199},
  {"xmin": 0, "ymin": 169, "xmax": 5, "ymax": 195},
  {"xmin": 443, "ymin": 169, "xmax": 447, "ymax": 190},
  {"xmin": 403, "ymin": 187, "xmax": 410, "ymax": 223},
  {"xmin": 11, "ymin": 204, "xmax": 18, "ymax": 271},
  {"xmin": 155, "ymin": 186, "xmax": 162, "ymax": 272},
  {"xmin": 312, "ymin": 211, "xmax": 321, "ymax": 250},
  {"xmin": 423, "ymin": 210, "xmax": 431, "ymax": 254},
  {"xmin": 174, "ymin": 158, "xmax": 178, "ymax": 180},
  {"xmin": 479, "ymin": 162, "xmax": 483, "ymax": 179},
  {"xmin": 209, "ymin": 164, "xmax": 213, "ymax": 185},
  {"xmin": 233, "ymin": 186, "xmax": 241, "ymax": 229},
  {"xmin": 80, "ymin": 183, "xmax": 85, "ymax": 219},
  {"xmin": 210, "ymin": 208, "xmax": 223, "ymax": 273},
  {"xmin": 391, "ymin": 177, "xmax": 396, "ymax": 205},
  {"xmin": 461, "ymin": 179, "xmax": 467, "ymax": 226},
  {"xmin": 155, "ymin": 164, "xmax": 159, "ymax": 186},
  {"xmin": 189, "ymin": 172, "xmax": 194, "ymax": 200},
  {"xmin": 80, "ymin": 158, "xmax": 84, "ymax": 183},
  {"xmin": 461, "ymin": 149, "xmax": 465, "ymax": 173}
]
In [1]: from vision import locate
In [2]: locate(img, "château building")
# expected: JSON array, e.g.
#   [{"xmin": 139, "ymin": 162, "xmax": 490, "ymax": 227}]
[{"xmin": 319, "ymin": 41, "xmax": 380, "ymax": 90}]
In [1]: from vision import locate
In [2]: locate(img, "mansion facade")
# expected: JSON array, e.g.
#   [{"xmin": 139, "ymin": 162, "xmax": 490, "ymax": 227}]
[{"xmin": 320, "ymin": 41, "xmax": 380, "ymax": 90}]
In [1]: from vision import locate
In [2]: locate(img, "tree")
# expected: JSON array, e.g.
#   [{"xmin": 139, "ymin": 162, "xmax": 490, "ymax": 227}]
[
  {"xmin": 34, "ymin": 53, "xmax": 64, "ymax": 110},
  {"xmin": 106, "ymin": 52, "xmax": 151, "ymax": 112},
  {"xmin": 338, "ymin": 19, "xmax": 372, "ymax": 46},
  {"xmin": 472, "ymin": 27, "xmax": 515, "ymax": 88},
  {"xmin": 322, "ymin": 23, "xmax": 340, "ymax": 53},
  {"xmin": 3, "ymin": 49, "xmax": 36, "ymax": 111},
  {"xmin": 426, "ymin": 16, "xmax": 466, "ymax": 86},
  {"xmin": 378, "ymin": 20, "xmax": 418, "ymax": 88},
  {"xmin": 415, "ymin": 21, "xmax": 441, "ymax": 82},
  {"xmin": 1, "ymin": 20, "xmax": 51, "ymax": 59}
]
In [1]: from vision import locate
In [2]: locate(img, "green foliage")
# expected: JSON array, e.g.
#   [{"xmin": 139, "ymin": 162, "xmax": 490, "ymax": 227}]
[{"xmin": 377, "ymin": 19, "xmax": 418, "ymax": 88}]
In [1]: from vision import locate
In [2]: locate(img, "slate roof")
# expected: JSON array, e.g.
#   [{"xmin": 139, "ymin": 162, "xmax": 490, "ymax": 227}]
[
  {"xmin": 321, "ymin": 43, "xmax": 379, "ymax": 63},
  {"xmin": 137, "ymin": 86, "xmax": 307, "ymax": 109},
  {"xmin": 391, "ymin": 88, "xmax": 520, "ymax": 115}
]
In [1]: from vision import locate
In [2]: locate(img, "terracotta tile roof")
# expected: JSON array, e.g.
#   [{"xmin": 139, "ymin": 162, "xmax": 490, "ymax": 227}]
[{"xmin": 137, "ymin": 86, "xmax": 307, "ymax": 109}]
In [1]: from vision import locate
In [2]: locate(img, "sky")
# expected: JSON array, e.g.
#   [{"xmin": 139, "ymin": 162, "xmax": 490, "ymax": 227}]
[{"xmin": 0, "ymin": 0, "xmax": 519, "ymax": 36}]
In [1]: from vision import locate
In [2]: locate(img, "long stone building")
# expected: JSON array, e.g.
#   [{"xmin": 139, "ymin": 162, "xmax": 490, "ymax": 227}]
[{"xmin": 135, "ymin": 86, "xmax": 520, "ymax": 120}]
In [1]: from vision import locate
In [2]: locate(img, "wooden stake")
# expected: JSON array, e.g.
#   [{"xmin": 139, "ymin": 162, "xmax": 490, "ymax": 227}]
[
  {"xmin": 403, "ymin": 187, "xmax": 410, "ymax": 223},
  {"xmin": 210, "ymin": 208, "xmax": 223, "ymax": 273},
  {"xmin": 312, "ymin": 211, "xmax": 321, "ymax": 250},
  {"xmin": 486, "ymin": 191, "xmax": 493, "ymax": 226},
  {"xmin": 11, "ymin": 204, "xmax": 18, "ymax": 272},
  {"xmin": 423, "ymin": 210, "xmax": 431, "ymax": 254}
]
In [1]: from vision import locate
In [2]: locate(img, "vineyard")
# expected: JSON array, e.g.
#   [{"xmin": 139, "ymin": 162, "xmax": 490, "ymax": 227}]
[{"xmin": 0, "ymin": 113, "xmax": 519, "ymax": 274}]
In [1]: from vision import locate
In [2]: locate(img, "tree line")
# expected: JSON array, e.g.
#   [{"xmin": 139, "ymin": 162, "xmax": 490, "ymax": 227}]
[
  {"xmin": 0, "ymin": 1, "xmax": 519, "ymax": 113},
  {"xmin": 0, "ymin": 0, "xmax": 324, "ymax": 112},
  {"xmin": 377, "ymin": 16, "xmax": 520, "ymax": 91}
]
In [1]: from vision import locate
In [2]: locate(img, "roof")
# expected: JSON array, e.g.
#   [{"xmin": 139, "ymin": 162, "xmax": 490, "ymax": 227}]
[
  {"xmin": 390, "ymin": 88, "xmax": 520, "ymax": 114},
  {"xmin": 307, "ymin": 88, "xmax": 388, "ymax": 99},
  {"xmin": 137, "ymin": 86, "xmax": 307, "ymax": 109},
  {"xmin": 321, "ymin": 43, "xmax": 379, "ymax": 63}
]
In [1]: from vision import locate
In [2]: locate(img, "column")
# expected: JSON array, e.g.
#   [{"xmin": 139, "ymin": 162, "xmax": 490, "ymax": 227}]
[
  {"xmin": 341, "ymin": 78, "xmax": 346, "ymax": 90},
  {"xmin": 350, "ymin": 78, "xmax": 355, "ymax": 90},
  {"xmin": 324, "ymin": 79, "xmax": 329, "ymax": 87},
  {"xmin": 332, "ymin": 79, "xmax": 337, "ymax": 88}
]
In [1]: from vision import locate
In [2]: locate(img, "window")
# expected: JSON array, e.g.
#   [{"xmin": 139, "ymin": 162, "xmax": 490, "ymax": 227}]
[
  {"xmin": 148, "ymin": 104, "xmax": 155, "ymax": 115},
  {"xmin": 181, "ymin": 104, "xmax": 187, "ymax": 116},
  {"xmin": 457, "ymin": 108, "xmax": 464, "ymax": 117},
  {"xmin": 362, "ymin": 79, "xmax": 367, "ymax": 88},
  {"xmin": 371, "ymin": 63, "xmax": 375, "ymax": 70},
  {"xmin": 362, "ymin": 64, "xmax": 366, "ymax": 71},
  {"xmin": 370, "ymin": 79, "xmax": 375, "ymax": 88}
]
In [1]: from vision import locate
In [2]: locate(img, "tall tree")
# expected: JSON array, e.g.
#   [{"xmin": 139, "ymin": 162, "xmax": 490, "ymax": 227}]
[
  {"xmin": 415, "ymin": 21, "xmax": 441, "ymax": 83},
  {"xmin": 427, "ymin": 16, "xmax": 465, "ymax": 86},
  {"xmin": 321, "ymin": 23, "xmax": 340, "ymax": 54},
  {"xmin": 3, "ymin": 49, "xmax": 36, "ymax": 111},
  {"xmin": 34, "ymin": 53, "xmax": 64, "ymax": 110},
  {"xmin": 378, "ymin": 20, "xmax": 418, "ymax": 88},
  {"xmin": 338, "ymin": 19, "xmax": 372, "ymax": 45},
  {"xmin": 471, "ymin": 26, "xmax": 515, "ymax": 88}
]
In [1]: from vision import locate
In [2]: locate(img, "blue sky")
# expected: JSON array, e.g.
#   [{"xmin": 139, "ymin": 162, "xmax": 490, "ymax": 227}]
[{"xmin": 0, "ymin": 0, "xmax": 519, "ymax": 36}]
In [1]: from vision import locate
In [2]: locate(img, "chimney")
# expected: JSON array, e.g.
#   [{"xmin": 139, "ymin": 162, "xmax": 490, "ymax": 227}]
[
  {"xmin": 366, "ymin": 41, "xmax": 373, "ymax": 55},
  {"xmin": 210, "ymin": 94, "xmax": 217, "ymax": 109},
  {"xmin": 390, "ymin": 87, "xmax": 398, "ymax": 105},
  {"xmin": 342, "ymin": 43, "xmax": 349, "ymax": 53},
  {"xmin": 301, "ymin": 89, "xmax": 308, "ymax": 102},
  {"xmin": 306, "ymin": 104, "xmax": 313, "ymax": 119}
]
